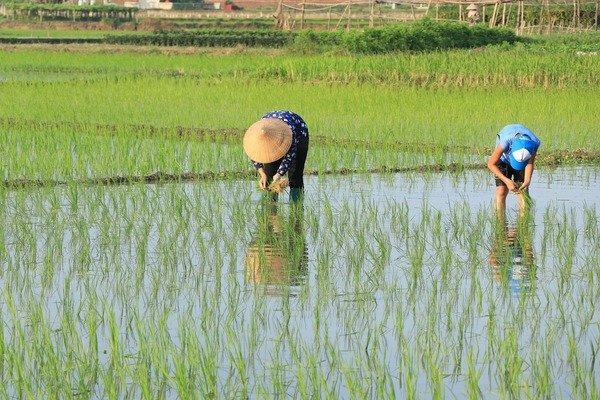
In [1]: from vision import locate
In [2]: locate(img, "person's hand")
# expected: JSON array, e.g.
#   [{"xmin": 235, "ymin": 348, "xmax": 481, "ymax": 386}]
[
  {"xmin": 506, "ymin": 180, "xmax": 520, "ymax": 193},
  {"xmin": 272, "ymin": 173, "xmax": 282, "ymax": 183},
  {"xmin": 519, "ymin": 181, "xmax": 530, "ymax": 192},
  {"xmin": 258, "ymin": 169, "xmax": 268, "ymax": 190},
  {"xmin": 259, "ymin": 176, "xmax": 268, "ymax": 190}
]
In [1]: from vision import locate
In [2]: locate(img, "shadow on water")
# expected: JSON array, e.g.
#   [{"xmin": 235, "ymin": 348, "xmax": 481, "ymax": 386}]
[
  {"xmin": 245, "ymin": 199, "xmax": 309, "ymax": 296},
  {"xmin": 489, "ymin": 218, "xmax": 536, "ymax": 297}
]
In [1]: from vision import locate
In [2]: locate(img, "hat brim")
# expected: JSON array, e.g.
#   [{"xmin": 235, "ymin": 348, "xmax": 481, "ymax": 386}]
[
  {"xmin": 508, "ymin": 155, "xmax": 528, "ymax": 171},
  {"xmin": 508, "ymin": 138, "xmax": 537, "ymax": 170},
  {"xmin": 243, "ymin": 118, "xmax": 292, "ymax": 163}
]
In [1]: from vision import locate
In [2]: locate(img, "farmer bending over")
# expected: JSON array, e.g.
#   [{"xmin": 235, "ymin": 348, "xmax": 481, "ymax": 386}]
[
  {"xmin": 487, "ymin": 124, "xmax": 541, "ymax": 219},
  {"xmin": 243, "ymin": 110, "xmax": 309, "ymax": 202}
]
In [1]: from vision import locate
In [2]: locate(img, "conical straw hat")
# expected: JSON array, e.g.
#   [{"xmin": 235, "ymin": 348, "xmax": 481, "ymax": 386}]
[{"xmin": 243, "ymin": 118, "xmax": 293, "ymax": 163}]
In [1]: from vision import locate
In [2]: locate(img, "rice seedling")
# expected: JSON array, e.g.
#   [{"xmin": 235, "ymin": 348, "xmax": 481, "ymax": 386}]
[
  {"xmin": 0, "ymin": 39, "xmax": 599, "ymax": 398},
  {"xmin": 2, "ymin": 48, "xmax": 600, "ymax": 188},
  {"xmin": 267, "ymin": 177, "xmax": 289, "ymax": 194}
]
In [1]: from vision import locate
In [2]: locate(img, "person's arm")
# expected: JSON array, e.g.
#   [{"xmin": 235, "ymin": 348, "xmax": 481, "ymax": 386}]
[
  {"xmin": 252, "ymin": 161, "xmax": 263, "ymax": 169},
  {"xmin": 251, "ymin": 161, "xmax": 268, "ymax": 190},
  {"xmin": 487, "ymin": 145, "xmax": 519, "ymax": 193},
  {"xmin": 519, "ymin": 153, "xmax": 536, "ymax": 191},
  {"xmin": 274, "ymin": 138, "xmax": 298, "ymax": 181},
  {"xmin": 257, "ymin": 167, "xmax": 268, "ymax": 190}
]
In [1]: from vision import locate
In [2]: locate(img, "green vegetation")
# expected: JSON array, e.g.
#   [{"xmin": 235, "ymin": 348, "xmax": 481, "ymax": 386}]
[
  {"xmin": 104, "ymin": 20, "xmax": 517, "ymax": 52},
  {"xmin": 1, "ymin": 37, "xmax": 600, "ymax": 185},
  {"xmin": 3, "ymin": 3, "xmax": 136, "ymax": 22},
  {"xmin": 0, "ymin": 24, "xmax": 599, "ymax": 398},
  {"xmin": 435, "ymin": 2, "xmax": 600, "ymax": 28},
  {"xmin": 0, "ymin": 27, "xmax": 112, "ymax": 38},
  {"xmin": 0, "ymin": 169, "xmax": 598, "ymax": 398},
  {"xmin": 107, "ymin": 28, "xmax": 293, "ymax": 47}
]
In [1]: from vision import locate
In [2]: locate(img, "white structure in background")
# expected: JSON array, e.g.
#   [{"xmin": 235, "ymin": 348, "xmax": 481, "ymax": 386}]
[
  {"xmin": 136, "ymin": 0, "xmax": 162, "ymax": 8},
  {"xmin": 78, "ymin": 0, "xmax": 96, "ymax": 4},
  {"xmin": 123, "ymin": 0, "xmax": 177, "ymax": 9}
]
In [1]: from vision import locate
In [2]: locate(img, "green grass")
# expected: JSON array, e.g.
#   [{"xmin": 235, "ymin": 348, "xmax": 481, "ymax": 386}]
[
  {"xmin": 1, "ymin": 44, "xmax": 600, "ymax": 184},
  {"xmin": 0, "ymin": 41, "xmax": 598, "ymax": 398},
  {"xmin": 0, "ymin": 28, "xmax": 140, "ymax": 38}
]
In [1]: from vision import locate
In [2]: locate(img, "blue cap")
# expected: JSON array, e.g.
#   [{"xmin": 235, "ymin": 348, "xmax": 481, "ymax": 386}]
[{"xmin": 508, "ymin": 138, "xmax": 537, "ymax": 170}]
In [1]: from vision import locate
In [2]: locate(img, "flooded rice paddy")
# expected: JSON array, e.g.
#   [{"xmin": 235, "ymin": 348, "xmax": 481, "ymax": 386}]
[{"xmin": 0, "ymin": 166, "xmax": 598, "ymax": 398}]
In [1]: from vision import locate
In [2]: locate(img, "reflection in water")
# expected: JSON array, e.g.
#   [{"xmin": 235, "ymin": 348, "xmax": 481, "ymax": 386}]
[
  {"xmin": 489, "ymin": 222, "xmax": 536, "ymax": 297},
  {"xmin": 245, "ymin": 201, "xmax": 308, "ymax": 295}
]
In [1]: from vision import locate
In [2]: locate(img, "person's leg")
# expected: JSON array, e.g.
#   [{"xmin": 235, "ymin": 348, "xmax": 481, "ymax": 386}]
[
  {"xmin": 494, "ymin": 162, "xmax": 510, "ymax": 222},
  {"xmin": 288, "ymin": 137, "xmax": 309, "ymax": 202},
  {"xmin": 494, "ymin": 185, "xmax": 509, "ymax": 221}
]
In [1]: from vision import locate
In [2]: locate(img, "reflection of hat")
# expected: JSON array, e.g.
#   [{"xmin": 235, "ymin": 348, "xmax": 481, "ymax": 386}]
[
  {"xmin": 245, "ymin": 242, "xmax": 309, "ymax": 287},
  {"xmin": 245, "ymin": 244, "xmax": 285, "ymax": 285},
  {"xmin": 243, "ymin": 118, "xmax": 292, "ymax": 163},
  {"xmin": 509, "ymin": 138, "xmax": 537, "ymax": 170}
]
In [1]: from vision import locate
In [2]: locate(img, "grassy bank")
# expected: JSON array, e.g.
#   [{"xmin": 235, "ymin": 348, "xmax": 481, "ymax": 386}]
[{"xmin": 1, "ymin": 41, "xmax": 600, "ymax": 184}]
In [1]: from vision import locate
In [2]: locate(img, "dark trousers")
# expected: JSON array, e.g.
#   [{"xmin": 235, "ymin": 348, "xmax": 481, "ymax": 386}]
[
  {"xmin": 263, "ymin": 136, "xmax": 309, "ymax": 189},
  {"xmin": 494, "ymin": 161, "xmax": 525, "ymax": 187}
]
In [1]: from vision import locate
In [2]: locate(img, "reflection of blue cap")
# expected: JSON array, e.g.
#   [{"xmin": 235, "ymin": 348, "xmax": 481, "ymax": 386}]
[
  {"xmin": 509, "ymin": 138, "xmax": 538, "ymax": 170},
  {"xmin": 508, "ymin": 264, "xmax": 530, "ymax": 297}
]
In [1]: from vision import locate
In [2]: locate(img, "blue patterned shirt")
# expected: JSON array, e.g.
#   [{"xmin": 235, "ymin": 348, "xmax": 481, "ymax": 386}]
[{"xmin": 252, "ymin": 110, "xmax": 309, "ymax": 176}]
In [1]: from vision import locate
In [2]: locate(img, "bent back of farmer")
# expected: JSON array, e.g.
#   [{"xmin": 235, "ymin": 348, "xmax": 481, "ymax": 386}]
[
  {"xmin": 243, "ymin": 110, "xmax": 309, "ymax": 202},
  {"xmin": 487, "ymin": 123, "xmax": 541, "ymax": 219}
]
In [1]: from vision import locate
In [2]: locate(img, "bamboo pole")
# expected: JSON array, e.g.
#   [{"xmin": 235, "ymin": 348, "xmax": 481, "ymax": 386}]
[
  {"xmin": 515, "ymin": 0, "xmax": 519, "ymax": 31},
  {"xmin": 274, "ymin": 0, "xmax": 284, "ymax": 29},
  {"xmin": 538, "ymin": 0, "xmax": 545, "ymax": 31},
  {"xmin": 545, "ymin": 0, "xmax": 551, "ymax": 33},
  {"xmin": 425, "ymin": 0, "xmax": 432, "ymax": 17},
  {"xmin": 519, "ymin": 0, "xmax": 525, "ymax": 35},
  {"xmin": 335, "ymin": 3, "xmax": 349, "ymax": 30},
  {"xmin": 521, "ymin": 0, "xmax": 525, "ymax": 32},
  {"xmin": 490, "ymin": 1, "xmax": 499, "ymax": 27},
  {"xmin": 347, "ymin": 3, "xmax": 351, "ymax": 30}
]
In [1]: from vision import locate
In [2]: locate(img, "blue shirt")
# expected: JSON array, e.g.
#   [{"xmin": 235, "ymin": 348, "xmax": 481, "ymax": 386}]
[
  {"xmin": 252, "ymin": 110, "xmax": 309, "ymax": 176},
  {"xmin": 495, "ymin": 124, "xmax": 541, "ymax": 165}
]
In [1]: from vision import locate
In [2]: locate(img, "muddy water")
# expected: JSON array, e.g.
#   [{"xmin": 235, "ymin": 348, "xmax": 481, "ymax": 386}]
[
  {"xmin": 305, "ymin": 165, "xmax": 600, "ymax": 215},
  {"xmin": 0, "ymin": 165, "xmax": 598, "ymax": 398},
  {"xmin": 250, "ymin": 165, "xmax": 600, "ymax": 398}
]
